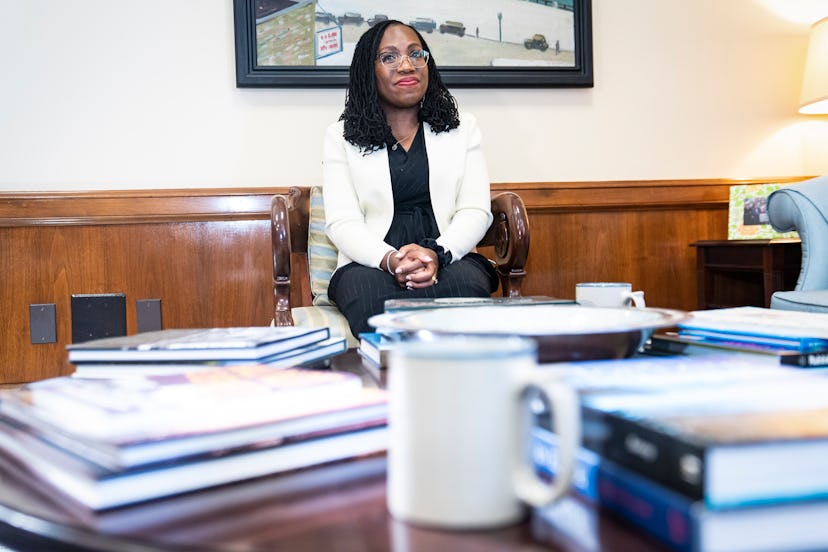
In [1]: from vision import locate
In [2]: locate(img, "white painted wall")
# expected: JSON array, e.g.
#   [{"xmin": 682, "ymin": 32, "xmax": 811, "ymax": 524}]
[{"xmin": 0, "ymin": 0, "xmax": 826, "ymax": 191}]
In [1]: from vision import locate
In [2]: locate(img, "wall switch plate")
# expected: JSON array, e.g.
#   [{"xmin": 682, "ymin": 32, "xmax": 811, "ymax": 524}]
[
  {"xmin": 71, "ymin": 293, "xmax": 127, "ymax": 344},
  {"xmin": 29, "ymin": 303, "xmax": 57, "ymax": 344},
  {"xmin": 136, "ymin": 299, "xmax": 162, "ymax": 333}
]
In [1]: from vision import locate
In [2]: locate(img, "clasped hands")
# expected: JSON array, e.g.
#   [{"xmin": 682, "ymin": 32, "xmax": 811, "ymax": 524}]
[{"xmin": 386, "ymin": 244, "xmax": 439, "ymax": 289}]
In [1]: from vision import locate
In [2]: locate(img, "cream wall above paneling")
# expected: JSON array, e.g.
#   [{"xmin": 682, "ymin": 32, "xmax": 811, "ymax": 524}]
[{"xmin": 0, "ymin": 0, "xmax": 826, "ymax": 191}]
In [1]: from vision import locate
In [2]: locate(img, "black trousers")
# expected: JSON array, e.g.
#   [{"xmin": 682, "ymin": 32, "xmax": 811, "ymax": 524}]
[{"xmin": 328, "ymin": 253, "xmax": 498, "ymax": 337}]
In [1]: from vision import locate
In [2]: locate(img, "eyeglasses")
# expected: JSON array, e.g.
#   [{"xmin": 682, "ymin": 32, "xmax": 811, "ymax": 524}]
[{"xmin": 376, "ymin": 49, "xmax": 430, "ymax": 69}]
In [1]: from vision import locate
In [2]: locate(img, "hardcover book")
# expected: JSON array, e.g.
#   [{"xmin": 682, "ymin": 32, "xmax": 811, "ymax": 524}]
[
  {"xmin": 66, "ymin": 326, "xmax": 330, "ymax": 362},
  {"xmin": 647, "ymin": 332, "xmax": 828, "ymax": 367},
  {"xmin": 357, "ymin": 332, "xmax": 397, "ymax": 368},
  {"xmin": 71, "ymin": 336, "xmax": 348, "ymax": 378},
  {"xmin": 594, "ymin": 398, "xmax": 828, "ymax": 508},
  {"xmin": 677, "ymin": 307, "xmax": 828, "ymax": 351},
  {"xmin": 532, "ymin": 426, "xmax": 828, "ymax": 552}
]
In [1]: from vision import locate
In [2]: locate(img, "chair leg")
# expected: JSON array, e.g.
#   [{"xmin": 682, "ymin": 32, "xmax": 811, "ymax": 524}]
[
  {"xmin": 498, "ymin": 268, "xmax": 526, "ymax": 298},
  {"xmin": 273, "ymin": 276, "xmax": 295, "ymax": 326}
]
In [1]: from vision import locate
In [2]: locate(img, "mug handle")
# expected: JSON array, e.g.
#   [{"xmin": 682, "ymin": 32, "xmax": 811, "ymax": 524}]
[
  {"xmin": 628, "ymin": 290, "xmax": 646, "ymax": 308},
  {"xmin": 513, "ymin": 377, "xmax": 580, "ymax": 507}
]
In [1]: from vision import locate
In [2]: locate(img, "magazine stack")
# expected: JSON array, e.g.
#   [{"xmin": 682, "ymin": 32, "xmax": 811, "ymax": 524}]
[{"xmin": 0, "ymin": 365, "xmax": 387, "ymax": 511}]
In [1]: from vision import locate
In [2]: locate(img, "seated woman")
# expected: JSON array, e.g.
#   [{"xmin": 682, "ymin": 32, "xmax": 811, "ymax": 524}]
[{"xmin": 323, "ymin": 19, "xmax": 498, "ymax": 337}]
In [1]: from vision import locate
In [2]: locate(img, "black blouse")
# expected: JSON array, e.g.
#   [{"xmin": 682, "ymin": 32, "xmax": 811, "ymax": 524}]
[{"xmin": 383, "ymin": 124, "xmax": 437, "ymax": 249}]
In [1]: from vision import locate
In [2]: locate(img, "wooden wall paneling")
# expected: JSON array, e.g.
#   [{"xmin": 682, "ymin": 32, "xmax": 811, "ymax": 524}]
[
  {"xmin": 1, "ymin": 221, "xmax": 274, "ymax": 383},
  {"xmin": 519, "ymin": 207, "xmax": 728, "ymax": 309},
  {"xmin": 0, "ymin": 188, "xmax": 287, "ymax": 384},
  {"xmin": 503, "ymin": 177, "xmax": 808, "ymax": 310},
  {"xmin": 0, "ymin": 179, "xmax": 810, "ymax": 383}
]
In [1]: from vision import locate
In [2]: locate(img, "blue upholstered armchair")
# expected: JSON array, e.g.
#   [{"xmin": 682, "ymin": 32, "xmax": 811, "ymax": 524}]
[{"xmin": 767, "ymin": 175, "xmax": 828, "ymax": 313}]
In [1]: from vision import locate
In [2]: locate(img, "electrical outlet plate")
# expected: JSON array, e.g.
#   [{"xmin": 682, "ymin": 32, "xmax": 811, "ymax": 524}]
[
  {"xmin": 71, "ymin": 293, "xmax": 127, "ymax": 344},
  {"xmin": 136, "ymin": 299, "xmax": 162, "ymax": 333},
  {"xmin": 29, "ymin": 303, "xmax": 57, "ymax": 344}
]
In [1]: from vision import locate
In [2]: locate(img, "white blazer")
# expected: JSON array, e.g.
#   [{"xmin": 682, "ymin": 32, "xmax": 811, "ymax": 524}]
[{"xmin": 321, "ymin": 112, "xmax": 493, "ymax": 270}]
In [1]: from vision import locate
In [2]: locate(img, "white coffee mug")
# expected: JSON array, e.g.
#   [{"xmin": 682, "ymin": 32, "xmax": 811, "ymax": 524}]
[
  {"xmin": 575, "ymin": 282, "xmax": 645, "ymax": 308},
  {"xmin": 386, "ymin": 336, "xmax": 580, "ymax": 529}
]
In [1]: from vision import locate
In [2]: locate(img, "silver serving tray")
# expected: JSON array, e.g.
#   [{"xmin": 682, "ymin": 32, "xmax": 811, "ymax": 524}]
[{"xmin": 369, "ymin": 305, "xmax": 688, "ymax": 363}]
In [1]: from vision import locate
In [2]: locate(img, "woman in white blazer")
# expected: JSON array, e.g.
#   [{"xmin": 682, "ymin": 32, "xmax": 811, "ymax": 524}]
[{"xmin": 323, "ymin": 20, "xmax": 498, "ymax": 336}]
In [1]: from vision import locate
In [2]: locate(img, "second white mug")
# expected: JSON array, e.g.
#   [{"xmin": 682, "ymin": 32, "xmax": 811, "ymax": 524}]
[{"xmin": 576, "ymin": 282, "xmax": 645, "ymax": 308}]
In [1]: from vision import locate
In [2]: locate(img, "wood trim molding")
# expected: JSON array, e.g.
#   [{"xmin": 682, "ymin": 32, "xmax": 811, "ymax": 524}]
[
  {"xmin": 0, "ymin": 177, "xmax": 812, "ymax": 227},
  {"xmin": 494, "ymin": 177, "xmax": 812, "ymax": 212},
  {"xmin": 0, "ymin": 187, "xmax": 290, "ymax": 227}
]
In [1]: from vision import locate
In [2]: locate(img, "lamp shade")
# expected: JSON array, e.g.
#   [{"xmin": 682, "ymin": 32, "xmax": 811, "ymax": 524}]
[{"xmin": 800, "ymin": 17, "xmax": 828, "ymax": 114}]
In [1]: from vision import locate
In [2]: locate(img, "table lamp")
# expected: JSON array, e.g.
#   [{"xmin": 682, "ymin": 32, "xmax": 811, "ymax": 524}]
[{"xmin": 799, "ymin": 16, "xmax": 828, "ymax": 114}]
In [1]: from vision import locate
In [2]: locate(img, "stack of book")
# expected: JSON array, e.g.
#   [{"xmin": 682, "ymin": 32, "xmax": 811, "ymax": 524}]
[
  {"xmin": 647, "ymin": 307, "xmax": 828, "ymax": 368},
  {"xmin": 0, "ymin": 365, "xmax": 387, "ymax": 511},
  {"xmin": 530, "ymin": 354, "xmax": 828, "ymax": 552},
  {"xmin": 67, "ymin": 326, "xmax": 348, "ymax": 378}
]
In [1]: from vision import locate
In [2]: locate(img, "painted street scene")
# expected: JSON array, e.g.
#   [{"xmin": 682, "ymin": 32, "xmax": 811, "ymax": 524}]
[{"xmin": 255, "ymin": 0, "xmax": 575, "ymax": 67}]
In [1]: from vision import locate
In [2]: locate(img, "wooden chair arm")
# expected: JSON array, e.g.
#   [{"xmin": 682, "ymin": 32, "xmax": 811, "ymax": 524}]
[
  {"xmin": 271, "ymin": 187, "xmax": 312, "ymax": 326},
  {"xmin": 480, "ymin": 192, "xmax": 530, "ymax": 297},
  {"xmin": 270, "ymin": 194, "xmax": 294, "ymax": 326}
]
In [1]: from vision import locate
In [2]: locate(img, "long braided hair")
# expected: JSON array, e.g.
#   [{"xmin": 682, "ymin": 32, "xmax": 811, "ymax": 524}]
[{"xmin": 340, "ymin": 20, "xmax": 460, "ymax": 154}]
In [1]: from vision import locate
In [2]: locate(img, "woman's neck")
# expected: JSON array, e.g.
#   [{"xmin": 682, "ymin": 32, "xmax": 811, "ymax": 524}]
[{"xmin": 383, "ymin": 106, "xmax": 420, "ymax": 141}]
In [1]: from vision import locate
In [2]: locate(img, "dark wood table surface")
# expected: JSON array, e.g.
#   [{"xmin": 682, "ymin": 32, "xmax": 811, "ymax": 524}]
[{"xmin": 0, "ymin": 352, "xmax": 669, "ymax": 552}]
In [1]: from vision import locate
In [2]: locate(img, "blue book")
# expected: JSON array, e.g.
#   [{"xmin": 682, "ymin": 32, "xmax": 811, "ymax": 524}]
[
  {"xmin": 648, "ymin": 332, "xmax": 828, "ymax": 366},
  {"xmin": 531, "ymin": 426, "xmax": 828, "ymax": 552},
  {"xmin": 678, "ymin": 307, "xmax": 828, "ymax": 352},
  {"xmin": 357, "ymin": 331, "xmax": 399, "ymax": 368}
]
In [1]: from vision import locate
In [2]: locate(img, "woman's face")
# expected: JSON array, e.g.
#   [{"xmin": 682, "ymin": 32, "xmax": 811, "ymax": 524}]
[{"xmin": 374, "ymin": 24, "xmax": 429, "ymax": 111}]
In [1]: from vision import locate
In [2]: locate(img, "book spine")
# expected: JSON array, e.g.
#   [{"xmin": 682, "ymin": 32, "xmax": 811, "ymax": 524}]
[
  {"xmin": 540, "ymin": 403, "xmax": 707, "ymax": 503},
  {"xmin": 600, "ymin": 412, "xmax": 707, "ymax": 502},
  {"xmin": 531, "ymin": 426, "xmax": 697, "ymax": 552}
]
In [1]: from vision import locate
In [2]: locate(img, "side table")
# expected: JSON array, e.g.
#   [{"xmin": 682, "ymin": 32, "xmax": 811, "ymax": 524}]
[{"xmin": 691, "ymin": 239, "xmax": 801, "ymax": 309}]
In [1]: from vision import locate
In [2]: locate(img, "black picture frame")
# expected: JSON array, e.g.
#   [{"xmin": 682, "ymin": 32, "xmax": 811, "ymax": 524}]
[{"xmin": 233, "ymin": 0, "xmax": 593, "ymax": 88}]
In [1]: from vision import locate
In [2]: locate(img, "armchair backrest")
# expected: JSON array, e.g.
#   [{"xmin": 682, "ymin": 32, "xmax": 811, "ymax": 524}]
[
  {"xmin": 271, "ymin": 186, "xmax": 530, "ymax": 326},
  {"xmin": 768, "ymin": 175, "xmax": 828, "ymax": 291}
]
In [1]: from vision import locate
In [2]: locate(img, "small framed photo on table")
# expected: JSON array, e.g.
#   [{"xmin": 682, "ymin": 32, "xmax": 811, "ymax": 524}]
[{"xmin": 727, "ymin": 183, "xmax": 799, "ymax": 240}]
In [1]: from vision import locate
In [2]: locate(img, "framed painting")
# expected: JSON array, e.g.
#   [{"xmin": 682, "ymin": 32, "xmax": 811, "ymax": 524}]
[
  {"xmin": 727, "ymin": 184, "xmax": 799, "ymax": 240},
  {"xmin": 233, "ymin": 0, "xmax": 593, "ymax": 87}
]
